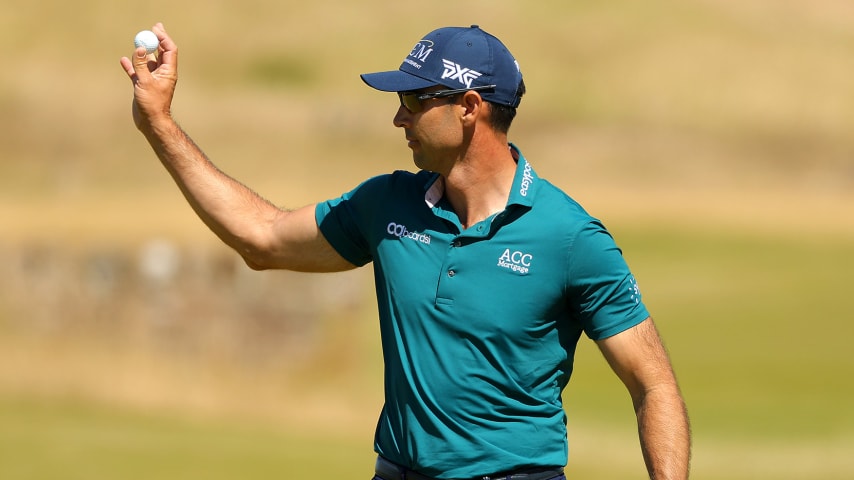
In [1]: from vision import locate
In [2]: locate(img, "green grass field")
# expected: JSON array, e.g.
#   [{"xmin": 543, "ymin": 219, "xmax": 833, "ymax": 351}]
[
  {"xmin": 0, "ymin": 395, "xmax": 368, "ymax": 480},
  {"xmin": 2, "ymin": 0, "xmax": 853, "ymax": 478}
]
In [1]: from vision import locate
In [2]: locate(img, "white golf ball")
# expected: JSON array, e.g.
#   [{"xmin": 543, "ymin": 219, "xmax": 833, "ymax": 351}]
[{"xmin": 134, "ymin": 30, "xmax": 159, "ymax": 54}]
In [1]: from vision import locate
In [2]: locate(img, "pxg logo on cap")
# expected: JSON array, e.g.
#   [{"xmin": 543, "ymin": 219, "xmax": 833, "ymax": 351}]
[{"xmin": 361, "ymin": 25, "xmax": 524, "ymax": 108}]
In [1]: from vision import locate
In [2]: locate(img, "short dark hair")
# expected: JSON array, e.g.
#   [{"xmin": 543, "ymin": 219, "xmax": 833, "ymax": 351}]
[{"xmin": 486, "ymin": 79, "xmax": 526, "ymax": 133}]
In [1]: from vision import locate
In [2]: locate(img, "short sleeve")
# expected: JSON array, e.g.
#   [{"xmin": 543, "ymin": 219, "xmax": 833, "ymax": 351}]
[
  {"xmin": 567, "ymin": 221, "xmax": 649, "ymax": 340},
  {"xmin": 314, "ymin": 177, "xmax": 386, "ymax": 267}
]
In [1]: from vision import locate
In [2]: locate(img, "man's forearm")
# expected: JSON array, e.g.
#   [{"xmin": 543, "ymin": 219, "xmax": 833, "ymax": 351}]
[
  {"xmin": 141, "ymin": 117, "xmax": 283, "ymax": 258},
  {"xmin": 636, "ymin": 386, "xmax": 691, "ymax": 479}
]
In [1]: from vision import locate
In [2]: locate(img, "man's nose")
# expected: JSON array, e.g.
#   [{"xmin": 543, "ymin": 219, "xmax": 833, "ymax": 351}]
[{"xmin": 393, "ymin": 105, "xmax": 411, "ymax": 128}]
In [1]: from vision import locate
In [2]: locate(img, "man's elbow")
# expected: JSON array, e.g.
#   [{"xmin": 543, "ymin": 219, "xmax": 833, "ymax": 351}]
[
  {"xmin": 242, "ymin": 255, "xmax": 272, "ymax": 271},
  {"xmin": 237, "ymin": 243, "xmax": 277, "ymax": 271}
]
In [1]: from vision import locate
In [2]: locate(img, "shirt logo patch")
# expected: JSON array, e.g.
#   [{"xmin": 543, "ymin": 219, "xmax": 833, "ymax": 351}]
[
  {"xmin": 387, "ymin": 222, "xmax": 432, "ymax": 245},
  {"xmin": 497, "ymin": 248, "xmax": 533, "ymax": 275}
]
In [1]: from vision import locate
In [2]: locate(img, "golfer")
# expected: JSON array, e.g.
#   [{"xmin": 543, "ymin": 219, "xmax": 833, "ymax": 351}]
[{"xmin": 120, "ymin": 23, "xmax": 691, "ymax": 480}]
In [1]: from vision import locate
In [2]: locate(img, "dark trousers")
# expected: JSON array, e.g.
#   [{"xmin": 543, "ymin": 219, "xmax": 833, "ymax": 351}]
[{"xmin": 373, "ymin": 456, "xmax": 566, "ymax": 480}]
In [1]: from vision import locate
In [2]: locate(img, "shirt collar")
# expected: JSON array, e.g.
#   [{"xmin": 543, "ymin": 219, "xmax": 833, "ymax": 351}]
[
  {"xmin": 422, "ymin": 143, "xmax": 538, "ymax": 209},
  {"xmin": 424, "ymin": 173, "xmax": 444, "ymax": 208},
  {"xmin": 506, "ymin": 143, "xmax": 538, "ymax": 208}
]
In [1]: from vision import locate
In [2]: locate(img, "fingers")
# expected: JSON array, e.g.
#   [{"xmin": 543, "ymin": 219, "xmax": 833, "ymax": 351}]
[
  {"xmin": 119, "ymin": 47, "xmax": 147, "ymax": 83},
  {"xmin": 118, "ymin": 22, "xmax": 177, "ymax": 82},
  {"xmin": 119, "ymin": 56, "xmax": 134, "ymax": 78},
  {"xmin": 130, "ymin": 46, "xmax": 154, "ymax": 83},
  {"xmin": 151, "ymin": 23, "xmax": 178, "ymax": 70}
]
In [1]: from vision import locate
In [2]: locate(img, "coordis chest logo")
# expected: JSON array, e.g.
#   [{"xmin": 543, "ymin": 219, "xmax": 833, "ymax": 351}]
[
  {"xmin": 387, "ymin": 222, "xmax": 431, "ymax": 245},
  {"xmin": 497, "ymin": 248, "xmax": 533, "ymax": 275}
]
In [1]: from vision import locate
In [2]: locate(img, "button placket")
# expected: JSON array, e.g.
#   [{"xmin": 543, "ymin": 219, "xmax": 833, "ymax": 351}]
[{"xmin": 435, "ymin": 237, "xmax": 460, "ymax": 305}]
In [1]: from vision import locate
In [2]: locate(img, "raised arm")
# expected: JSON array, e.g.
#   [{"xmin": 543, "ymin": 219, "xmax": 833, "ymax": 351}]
[
  {"xmin": 119, "ymin": 24, "xmax": 353, "ymax": 273},
  {"xmin": 596, "ymin": 317, "xmax": 691, "ymax": 479}
]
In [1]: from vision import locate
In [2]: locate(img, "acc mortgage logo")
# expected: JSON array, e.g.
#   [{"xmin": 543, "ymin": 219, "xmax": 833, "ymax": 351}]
[
  {"xmin": 441, "ymin": 59, "xmax": 483, "ymax": 88},
  {"xmin": 387, "ymin": 222, "xmax": 431, "ymax": 245},
  {"xmin": 497, "ymin": 248, "xmax": 533, "ymax": 275}
]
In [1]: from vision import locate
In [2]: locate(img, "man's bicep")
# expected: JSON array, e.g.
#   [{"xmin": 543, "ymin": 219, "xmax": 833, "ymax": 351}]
[{"xmin": 253, "ymin": 204, "xmax": 358, "ymax": 273}]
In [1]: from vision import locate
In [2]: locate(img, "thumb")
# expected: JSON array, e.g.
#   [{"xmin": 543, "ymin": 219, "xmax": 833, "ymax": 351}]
[{"xmin": 131, "ymin": 46, "xmax": 156, "ymax": 81}]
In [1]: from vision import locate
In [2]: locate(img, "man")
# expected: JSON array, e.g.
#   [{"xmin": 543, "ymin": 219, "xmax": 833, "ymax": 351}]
[{"xmin": 120, "ymin": 23, "xmax": 690, "ymax": 479}]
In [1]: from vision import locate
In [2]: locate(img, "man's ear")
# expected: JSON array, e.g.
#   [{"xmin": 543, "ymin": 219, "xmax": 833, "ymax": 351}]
[{"xmin": 460, "ymin": 90, "xmax": 486, "ymax": 126}]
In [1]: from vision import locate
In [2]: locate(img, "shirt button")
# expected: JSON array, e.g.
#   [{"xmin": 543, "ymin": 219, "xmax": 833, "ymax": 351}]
[
  {"xmin": 452, "ymin": 240, "xmax": 461, "ymax": 247},
  {"xmin": 448, "ymin": 270, "xmax": 456, "ymax": 277}
]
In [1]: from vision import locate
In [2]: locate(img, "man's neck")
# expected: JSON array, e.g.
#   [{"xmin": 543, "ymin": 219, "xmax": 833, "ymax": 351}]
[{"xmin": 442, "ymin": 142, "xmax": 517, "ymax": 230}]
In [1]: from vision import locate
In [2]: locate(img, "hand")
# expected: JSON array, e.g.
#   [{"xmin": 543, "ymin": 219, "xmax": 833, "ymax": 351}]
[{"xmin": 119, "ymin": 23, "xmax": 178, "ymax": 131}]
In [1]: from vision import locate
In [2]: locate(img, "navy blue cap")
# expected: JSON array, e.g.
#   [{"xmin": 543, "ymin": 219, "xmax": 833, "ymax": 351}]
[{"xmin": 361, "ymin": 25, "xmax": 524, "ymax": 108}]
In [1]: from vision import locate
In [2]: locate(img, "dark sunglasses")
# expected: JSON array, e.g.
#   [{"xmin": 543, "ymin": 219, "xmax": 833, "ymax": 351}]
[{"xmin": 397, "ymin": 85, "xmax": 497, "ymax": 113}]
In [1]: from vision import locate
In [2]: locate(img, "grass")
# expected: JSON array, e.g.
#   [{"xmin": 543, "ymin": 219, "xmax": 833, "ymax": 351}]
[
  {"xmin": 2, "ymin": 228, "xmax": 853, "ymax": 479},
  {"xmin": 588, "ymin": 227, "xmax": 854, "ymax": 422},
  {"xmin": 0, "ymin": 395, "xmax": 369, "ymax": 480},
  {"xmin": 566, "ymin": 227, "xmax": 854, "ymax": 478}
]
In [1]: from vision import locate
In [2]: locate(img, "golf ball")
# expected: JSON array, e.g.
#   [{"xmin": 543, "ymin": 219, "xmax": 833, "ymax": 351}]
[{"xmin": 134, "ymin": 30, "xmax": 159, "ymax": 54}]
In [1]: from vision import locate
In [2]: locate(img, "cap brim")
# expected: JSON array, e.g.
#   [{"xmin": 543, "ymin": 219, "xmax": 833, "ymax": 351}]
[{"xmin": 360, "ymin": 70, "xmax": 438, "ymax": 92}]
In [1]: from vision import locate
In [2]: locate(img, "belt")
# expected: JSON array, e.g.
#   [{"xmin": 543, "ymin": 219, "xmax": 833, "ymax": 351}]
[{"xmin": 375, "ymin": 456, "xmax": 564, "ymax": 480}]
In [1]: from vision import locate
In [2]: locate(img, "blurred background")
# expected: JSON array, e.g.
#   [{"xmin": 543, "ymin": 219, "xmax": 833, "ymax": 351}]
[{"xmin": 1, "ymin": 0, "xmax": 853, "ymax": 478}]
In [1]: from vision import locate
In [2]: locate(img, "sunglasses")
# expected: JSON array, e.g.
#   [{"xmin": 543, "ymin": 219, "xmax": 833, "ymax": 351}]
[{"xmin": 397, "ymin": 85, "xmax": 497, "ymax": 113}]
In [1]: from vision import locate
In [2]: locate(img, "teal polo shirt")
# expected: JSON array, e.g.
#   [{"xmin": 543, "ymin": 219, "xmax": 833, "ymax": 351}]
[{"xmin": 315, "ymin": 145, "xmax": 649, "ymax": 478}]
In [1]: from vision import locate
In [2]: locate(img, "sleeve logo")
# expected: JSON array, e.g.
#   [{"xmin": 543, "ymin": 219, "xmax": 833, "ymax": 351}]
[{"xmin": 628, "ymin": 276, "xmax": 641, "ymax": 304}]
